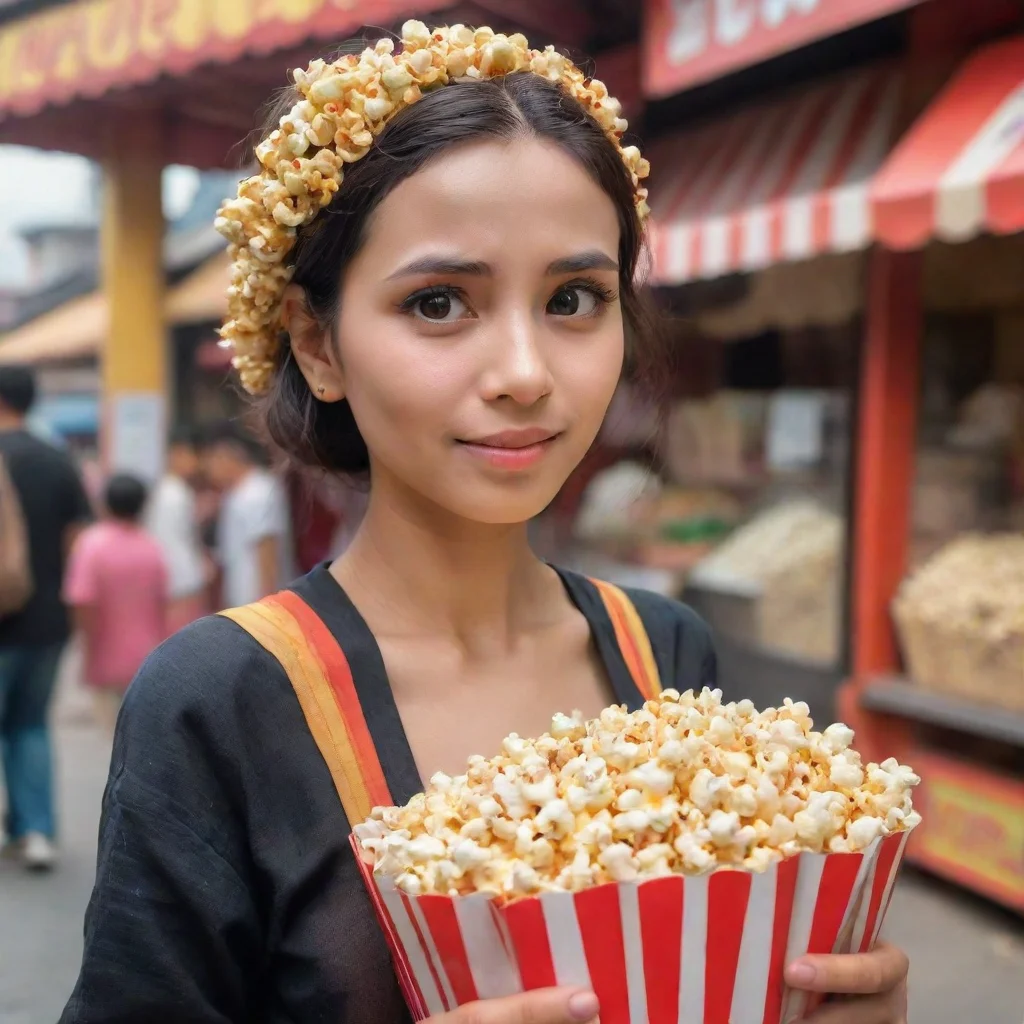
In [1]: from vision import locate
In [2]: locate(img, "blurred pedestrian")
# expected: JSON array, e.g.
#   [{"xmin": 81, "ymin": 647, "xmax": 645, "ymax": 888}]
[
  {"xmin": 200, "ymin": 421, "xmax": 294, "ymax": 607},
  {"xmin": 286, "ymin": 469, "xmax": 367, "ymax": 572},
  {"xmin": 0, "ymin": 365, "xmax": 92, "ymax": 871},
  {"xmin": 64, "ymin": 474, "xmax": 168, "ymax": 734},
  {"xmin": 144, "ymin": 426, "xmax": 210, "ymax": 632}
]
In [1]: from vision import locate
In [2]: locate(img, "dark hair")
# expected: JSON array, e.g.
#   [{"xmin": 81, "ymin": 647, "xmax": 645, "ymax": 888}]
[
  {"xmin": 198, "ymin": 418, "xmax": 267, "ymax": 465},
  {"xmin": 105, "ymin": 473, "xmax": 148, "ymax": 521},
  {"xmin": 168, "ymin": 424, "xmax": 199, "ymax": 450},
  {"xmin": 258, "ymin": 68, "xmax": 659, "ymax": 475},
  {"xmin": 0, "ymin": 365, "xmax": 37, "ymax": 415}
]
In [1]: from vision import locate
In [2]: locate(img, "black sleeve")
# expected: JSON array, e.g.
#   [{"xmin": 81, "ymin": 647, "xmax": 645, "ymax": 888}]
[
  {"xmin": 61, "ymin": 619, "xmax": 266, "ymax": 1024},
  {"xmin": 60, "ymin": 453, "xmax": 93, "ymax": 527},
  {"xmin": 624, "ymin": 587, "xmax": 719, "ymax": 692}
]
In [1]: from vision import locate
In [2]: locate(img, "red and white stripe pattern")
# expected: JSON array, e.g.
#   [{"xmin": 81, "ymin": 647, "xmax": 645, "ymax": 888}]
[
  {"xmin": 649, "ymin": 65, "xmax": 901, "ymax": 285},
  {"xmin": 872, "ymin": 34, "xmax": 1024, "ymax": 249},
  {"xmin": 354, "ymin": 829, "xmax": 913, "ymax": 1023}
]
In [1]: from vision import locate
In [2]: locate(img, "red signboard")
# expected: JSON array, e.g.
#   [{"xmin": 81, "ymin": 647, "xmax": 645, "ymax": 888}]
[
  {"xmin": 0, "ymin": 0, "xmax": 453, "ymax": 120},
  {"xmin": 908, "ymin": 750, "xmax": 1024, "ymax": 913},
  {"xmin": 644, "ymin": 0, "xmax": 925, "ymax": 98}
]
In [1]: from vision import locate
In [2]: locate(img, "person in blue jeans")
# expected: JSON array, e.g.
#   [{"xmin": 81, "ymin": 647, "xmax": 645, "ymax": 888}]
[{"xmin": 0, "ymin": 365, "xmax": 92, "ymax": 870}]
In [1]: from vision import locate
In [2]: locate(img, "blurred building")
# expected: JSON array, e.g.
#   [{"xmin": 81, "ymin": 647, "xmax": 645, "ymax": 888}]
[
  {"xmin": 0, "ymin": 222, "xmax": 97, "ymax": 330},
  {"xmin": 0, "ymin": 170, "xmax": 236, "ymax": 444}
]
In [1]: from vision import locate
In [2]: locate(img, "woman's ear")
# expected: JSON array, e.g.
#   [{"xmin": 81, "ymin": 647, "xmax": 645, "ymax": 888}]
[{"xmin": 280, "ymin": 284, "xmax": 346, "ymax": 403}]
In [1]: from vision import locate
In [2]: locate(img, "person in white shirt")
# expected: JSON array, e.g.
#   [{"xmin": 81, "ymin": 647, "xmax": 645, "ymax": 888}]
[
  {"xmin": 199, "ymin": 422, "xmax": 294, "ymax": 608},
  {"xmin": 145, "ymin": 427, "xmax": 209, "ymax": 632}
]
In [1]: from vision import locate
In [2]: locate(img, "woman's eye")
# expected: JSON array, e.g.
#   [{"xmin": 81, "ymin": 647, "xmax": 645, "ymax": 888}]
[
  {"xmin": 411, "ymin": 289, "xmax": 468, "ymax": 323},
  {"xmin": 547, "ymin": 286, "xmax": 600, "ymax": 318}
]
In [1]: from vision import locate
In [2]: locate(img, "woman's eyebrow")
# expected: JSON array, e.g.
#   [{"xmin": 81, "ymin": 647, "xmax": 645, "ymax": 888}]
[
  {"xmin": 546, "ymin": 251, "xmax": 619, "ymax": 274},
  {"xmin": 385, "ymin": 250, "xmax": 620, "ymax": 281},
  {"xmin": 386, "ymin": 256, "xmax": 490, "ymax": 279}
]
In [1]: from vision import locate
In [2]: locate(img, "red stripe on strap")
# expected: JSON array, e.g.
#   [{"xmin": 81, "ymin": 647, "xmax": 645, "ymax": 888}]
[
  {"xmin": 576, "ymin": 885, "xmax": 630, "ymax": 1024},
  {"xmin": 606, "ymin": 596, "xmax": 647, "ymax": 693},
  {"xmin": 592, "ymin": 579, "xmax": 657, "ymax": 700},
  {"xmin": 860, "ymin": 833, "xmax": 904, "ymax": 953},
  {"xmin": 419, "ymin": 896, "xmax": 480, "ymax": 1007},
  {"xmin": 639, "ymin": 877, "xmax": 684, "ymax": 1024},
  {"xmin": 502, "ymin": 899, "xmax": 558, "ymax": 990},
  {"xmin": 762, "ymin": 857, "xmax": 800, "ymax": 1024},
  {"xmin": 705, "ymin": 871, "xmax": 752, "ymax": 1024},
  {"xmin": 271, "ymin": 590, "xmax": 392, "ymax": 809}
]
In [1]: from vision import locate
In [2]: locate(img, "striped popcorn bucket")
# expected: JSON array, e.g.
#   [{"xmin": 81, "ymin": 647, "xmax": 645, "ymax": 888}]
[{"xmin": 352, "ymin": 827, "xmax": 913, "ymax": 1024}]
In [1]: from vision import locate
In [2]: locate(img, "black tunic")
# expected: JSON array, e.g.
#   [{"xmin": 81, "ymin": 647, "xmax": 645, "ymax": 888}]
[{"xmin": 61, "ymin": 565, "xmax": 718, "ymax": 1024}]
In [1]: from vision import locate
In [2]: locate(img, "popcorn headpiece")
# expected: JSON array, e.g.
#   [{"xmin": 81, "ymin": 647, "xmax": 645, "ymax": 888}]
[{"xmin": 214, "ymin": 21, "xmax": 651, "ymax": 395}]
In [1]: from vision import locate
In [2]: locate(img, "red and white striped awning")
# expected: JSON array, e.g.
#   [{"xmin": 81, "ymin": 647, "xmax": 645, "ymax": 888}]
[
  {"xmin": 649, "ymin": 66, "xmax": 901, "ymax": 285},
  {"xmin": 872, "ymin": 35, "xmax": 1024, "ymax": 249}
]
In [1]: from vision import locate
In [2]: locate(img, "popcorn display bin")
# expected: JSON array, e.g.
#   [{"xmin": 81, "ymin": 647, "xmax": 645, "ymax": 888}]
[{"xmin": 352, "ymin": 828, "xmax": 913, "ymax": 1024}]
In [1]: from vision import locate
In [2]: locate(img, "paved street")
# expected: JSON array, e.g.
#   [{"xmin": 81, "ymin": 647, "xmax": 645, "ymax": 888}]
[{"xmin": 2, "ymin": 660, "xmax": 1024, "ymax": 1023}]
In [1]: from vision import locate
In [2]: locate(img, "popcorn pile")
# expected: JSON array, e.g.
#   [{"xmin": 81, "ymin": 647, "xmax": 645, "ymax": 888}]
[
  {"xmin": 215, "ymin": 20, "xmax": 650, "ymax": 395},
  {"xmin": 896, "ymin": 533, "xmax": 1024, "ymax": 640},
  {"xmin": 355, "ymin": 689, "xmax": 920, "ymax": 900}
]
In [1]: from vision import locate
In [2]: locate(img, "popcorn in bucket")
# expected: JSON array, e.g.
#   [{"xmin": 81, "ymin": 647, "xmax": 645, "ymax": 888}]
[{"xmin": 353, "ymin": 689, "xmax": 920, "ymax": 1023}]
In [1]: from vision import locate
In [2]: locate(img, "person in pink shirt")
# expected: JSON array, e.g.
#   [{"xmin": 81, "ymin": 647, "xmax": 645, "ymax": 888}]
[{"xmin": 64, "ymin": 474, "xmax": 169, "ymax": 732}]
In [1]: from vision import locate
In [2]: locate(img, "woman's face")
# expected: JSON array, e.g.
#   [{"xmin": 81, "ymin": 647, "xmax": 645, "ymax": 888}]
[{"xmin": 302, "ymin": 136, "xmax": 626, "ymax": 525}]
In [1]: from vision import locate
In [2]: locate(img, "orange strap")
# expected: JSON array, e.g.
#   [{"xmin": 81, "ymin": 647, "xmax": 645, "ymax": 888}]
[
  {"xmin": 220, "ymin": 592, "xmax": 392, "ymax": 825},
  {"xmin": 221, "ymin": 578, "xmax": 659, "ymax": 825},
  {"xmin": 589, "ymin": 577, "xmax": 662, "ymax": 701}
]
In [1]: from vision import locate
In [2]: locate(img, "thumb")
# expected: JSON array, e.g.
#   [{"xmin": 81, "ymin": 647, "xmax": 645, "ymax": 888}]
[{"xmin": 440, "ymin": 988, "xmax": 599, "ymax": 1024}]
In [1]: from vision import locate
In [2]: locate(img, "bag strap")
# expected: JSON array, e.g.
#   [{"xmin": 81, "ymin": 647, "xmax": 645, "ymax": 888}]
[
  {"xmin": 0, "ymin": 451, "xmax": 33, "ymax": 616},
  {"xmin": 588, "ymin": 577, "xmax": 662, "ymax": 701},
  {"xmin": 220, "ymin": 591, "xmax": 392, "ymax": 825}
]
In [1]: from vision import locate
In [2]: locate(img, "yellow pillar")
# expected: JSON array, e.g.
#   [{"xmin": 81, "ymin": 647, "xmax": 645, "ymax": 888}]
[{"xmin": 101, "ymin": 114, "xmax": 167, "ymax": 482}]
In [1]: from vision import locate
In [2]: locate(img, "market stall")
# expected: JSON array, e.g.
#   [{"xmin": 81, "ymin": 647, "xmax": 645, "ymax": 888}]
[
  {"xmin": 563, "ymin": 320, "xmax": 863, "ymax": 721},
  {"xmin": 839, "ymin": 34, "xmax": 1024, "ymax": 913},
  {"xmin": 560, "ymin": 54, "xmax": 913, "ymax": 718},
  {"xmin": 0, "ymin": 247, "xmax": 244, "ymax": 438}
]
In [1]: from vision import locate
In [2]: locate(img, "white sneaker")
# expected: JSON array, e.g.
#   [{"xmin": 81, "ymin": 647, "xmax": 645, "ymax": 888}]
[{"xmin": 21, "ymin": 832, "xmax": 57, "ymax": 871}]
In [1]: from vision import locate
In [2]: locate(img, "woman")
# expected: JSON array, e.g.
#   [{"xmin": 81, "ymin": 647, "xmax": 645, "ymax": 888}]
[{"xmin": 62, "ymin": 24, "xmax": 909, "ymax": 1024}]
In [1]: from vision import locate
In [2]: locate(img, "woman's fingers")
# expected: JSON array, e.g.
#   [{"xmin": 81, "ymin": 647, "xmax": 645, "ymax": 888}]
[
  {"xmin": 786, "ymin": 943, "xmax": 910, "ymax": 994},
  {"xmin": 439, "ymin": 988, "xmax": 600, "ymax": 1024},
  {"xmin": 801, "ymin": 992, "xmax": 906, "ymax": 1024}
]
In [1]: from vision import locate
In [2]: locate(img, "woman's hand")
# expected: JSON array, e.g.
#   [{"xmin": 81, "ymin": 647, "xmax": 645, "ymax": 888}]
[
  {"xmin": 427, "ymin": 988, "xmax": 599, "ymax": 1024},
  {"xmin": 786, "ymin": 942, "xmax": 909, "ymax": 1023}
]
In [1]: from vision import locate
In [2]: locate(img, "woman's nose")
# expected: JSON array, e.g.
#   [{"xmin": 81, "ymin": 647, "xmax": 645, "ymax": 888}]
[{"xmin": 480, "ymin": 315, "xmax": 554, "ymax": 406}]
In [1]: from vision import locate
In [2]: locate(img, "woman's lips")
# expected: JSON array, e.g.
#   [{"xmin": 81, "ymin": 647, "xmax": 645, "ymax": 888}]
[{"xmin": 456, "ymin": 428, "xmax": 561, "ymax": 470}]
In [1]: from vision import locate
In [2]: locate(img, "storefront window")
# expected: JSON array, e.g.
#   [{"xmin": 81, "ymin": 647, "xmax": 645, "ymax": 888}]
[
  {"xmin": 559, "ymin": 264, "xmax": 861, "ymax": 687},
  {"xmin": 678, "ymin": 323, "xmax": 856, "ymax": 672},
  {"xmin": 910, "ymin": 307, "xmax": 1023, "ymax": 568},
  {"xmin": 892, "ymin": 233, "xmax": 1024, "ymax": 716}
]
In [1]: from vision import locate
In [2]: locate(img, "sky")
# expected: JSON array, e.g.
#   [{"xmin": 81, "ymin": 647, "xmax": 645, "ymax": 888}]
[{"xmin": 0, "ymin": 146, "xmax": 200, "ymax": 288}]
